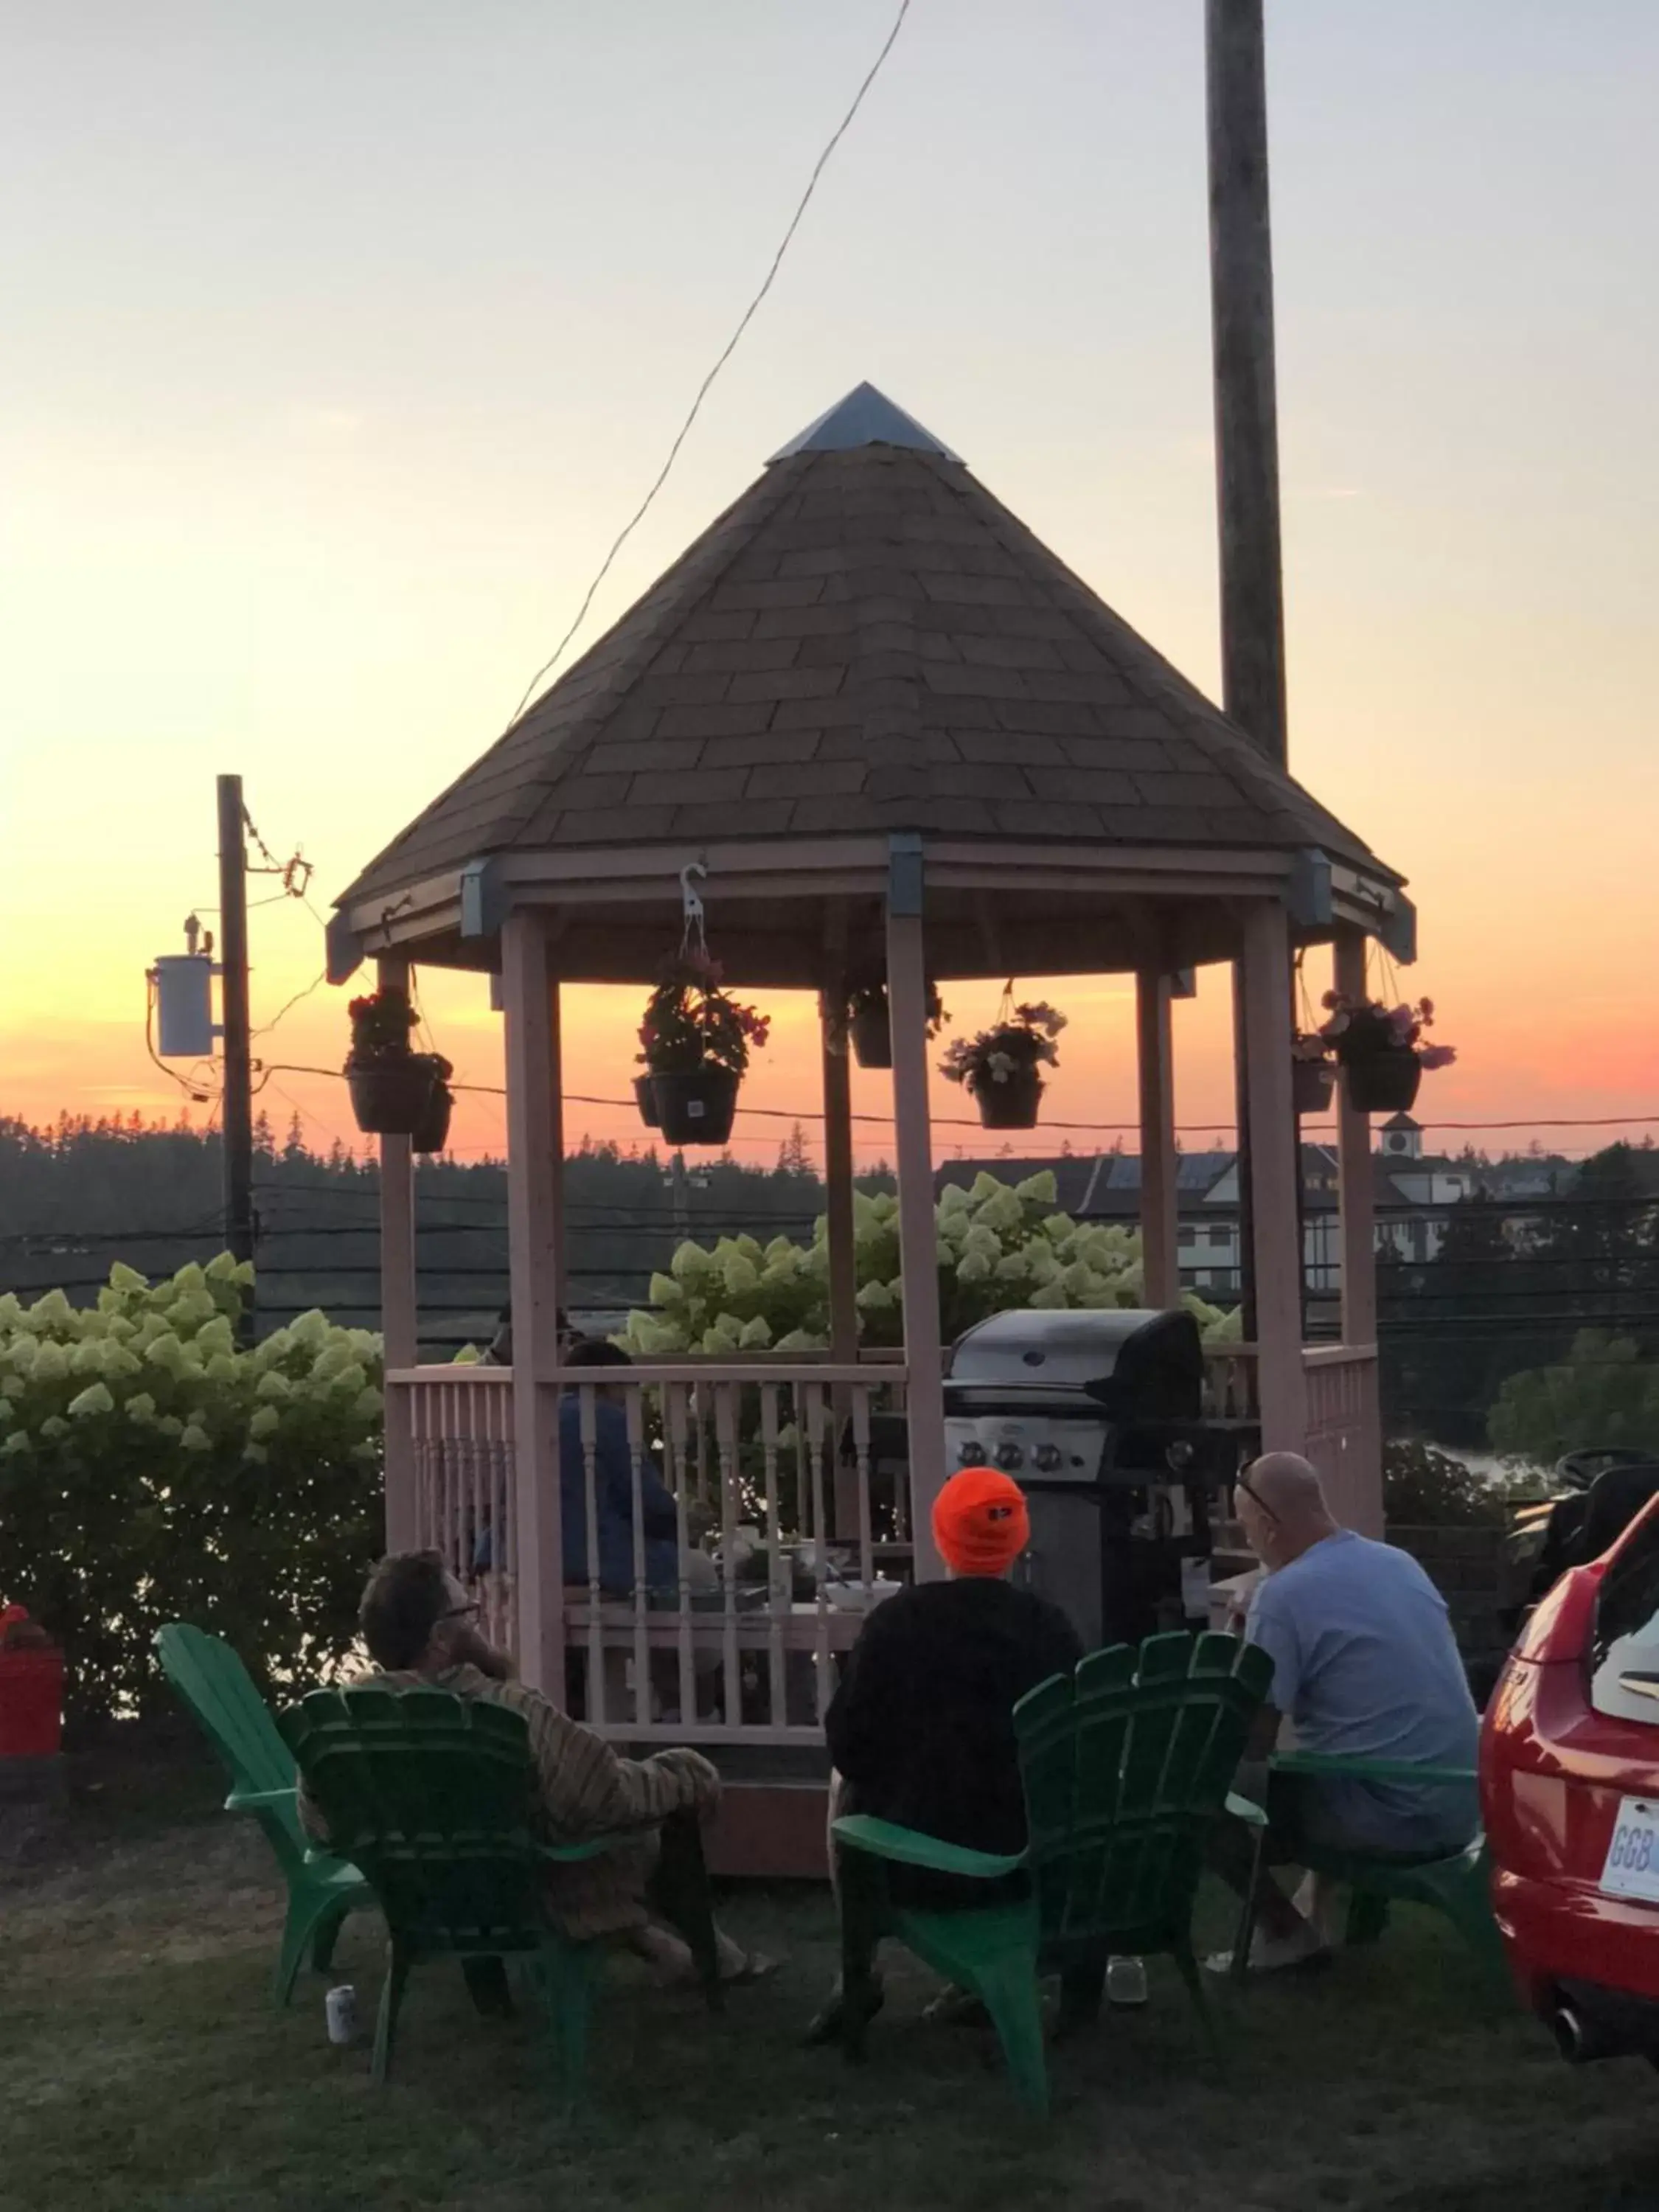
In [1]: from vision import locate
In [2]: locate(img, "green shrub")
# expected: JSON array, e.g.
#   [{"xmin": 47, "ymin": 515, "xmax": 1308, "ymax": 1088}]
[
  {"xmin": 1488, "ymin": 1330, "xmax": 1659, "ymax": 1468},
  {"xmin": 0, "ymin": 1259, "xmax": 383, "ymax": 1721},
  {"xmin": 1382, "ymin": 1439, "xmax": 1504, "ymax": 1528},
  {"xmin": 620, "ymin": 1169, "xmax": 1239, "ymax": 1357}
]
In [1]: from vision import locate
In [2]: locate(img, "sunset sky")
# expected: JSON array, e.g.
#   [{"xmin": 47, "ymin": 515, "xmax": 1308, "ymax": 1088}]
[{"xmin": 3, "ymin": 1, "xmax": 1655, "ymax": 1172}]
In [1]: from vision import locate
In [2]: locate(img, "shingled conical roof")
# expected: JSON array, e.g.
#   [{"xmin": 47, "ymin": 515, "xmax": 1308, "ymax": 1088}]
[{"xmin": 340, "ymin": 385, "xmax": 1394, "ymax": 914}]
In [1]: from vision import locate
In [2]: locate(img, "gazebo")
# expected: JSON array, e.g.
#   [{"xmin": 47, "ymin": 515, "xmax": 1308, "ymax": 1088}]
[{"xmin": 330, "ymin": 385, "xmax": 1411, "ymax": 1846}]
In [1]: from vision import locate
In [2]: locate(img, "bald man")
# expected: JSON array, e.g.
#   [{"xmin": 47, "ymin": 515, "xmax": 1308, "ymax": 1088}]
[{"xmin": 1212, "ymin": 1453, "xmax": 1479, "ymax": 1972}]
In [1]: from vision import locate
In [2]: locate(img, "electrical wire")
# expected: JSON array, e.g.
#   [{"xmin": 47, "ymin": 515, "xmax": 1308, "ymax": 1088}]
[{"xmin": 503, "ymin": 0, "xmax": 914, "ymax": 728}]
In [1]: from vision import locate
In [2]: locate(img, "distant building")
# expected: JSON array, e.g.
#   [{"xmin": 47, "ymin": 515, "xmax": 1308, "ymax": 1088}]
[{"xmin": 935, "ymin": 1119, "xmax": 1578, "ymax": 1304}]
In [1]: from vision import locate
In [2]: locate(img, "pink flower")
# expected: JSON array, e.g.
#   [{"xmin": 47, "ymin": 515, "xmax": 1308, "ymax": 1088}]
[{"xmin": 1419, "ymin": 1043, "xmax": 1457, "ymax": 1071}]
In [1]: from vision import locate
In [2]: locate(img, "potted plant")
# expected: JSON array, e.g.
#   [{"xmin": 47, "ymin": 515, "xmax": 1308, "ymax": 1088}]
[
  {"xmin": 344, "ymin": 987, "xmax": 440, "ymax": 1135},
  {"xmin": 632, "ymin": 1071, "xmax": 661, "ymax": 1128},
  {"xmin": 843, "ymin": 975, "xmax": 948, "ymax": 1071},
  {"xmin": 1292, "ymin": 1033, "xmax": 1335, "ymax": 1116},
  {"xmin": 939, "ymin": 997, "xmax": 1066, "ymax": 1130},
  {"xmin": 1320, "ymin": 992, "xmax": 1455, "ymax": 1115},
  {"xmin": 637, "ymin": 952, "xmax": 770, "ymax": 1145},
  {"xmin": 412, "ymin": 1053, "xmax": 455, "ymax": 1154}
]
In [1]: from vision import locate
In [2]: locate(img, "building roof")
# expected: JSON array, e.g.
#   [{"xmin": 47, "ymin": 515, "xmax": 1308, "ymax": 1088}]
[{"xmin": 339, "ymin": 386, "xmax": 1399, "ymax": 916}]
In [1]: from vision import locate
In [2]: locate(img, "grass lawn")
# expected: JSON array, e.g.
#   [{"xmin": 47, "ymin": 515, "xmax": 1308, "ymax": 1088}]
[{"xmin": 7, "ymin": 1732, "xmax": 1659, "ymax": 2212}]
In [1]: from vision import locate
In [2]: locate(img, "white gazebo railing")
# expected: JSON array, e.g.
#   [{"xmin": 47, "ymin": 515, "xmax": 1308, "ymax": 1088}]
[{"xmin": 391, "ymin": 1361, "xmax": 906, "ymax": 1746}]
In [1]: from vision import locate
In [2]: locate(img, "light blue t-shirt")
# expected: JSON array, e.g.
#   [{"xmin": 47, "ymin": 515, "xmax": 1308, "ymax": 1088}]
[{"xmin": 1245, "ymin": 1529, "xmax": 1480, "ymax": 1853}]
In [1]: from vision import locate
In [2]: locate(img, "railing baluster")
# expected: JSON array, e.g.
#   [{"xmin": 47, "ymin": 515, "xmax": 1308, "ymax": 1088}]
[
  {"xmin": 804, "ymin": 1383, "xmax": 832, "ymax": 1725},
  {"xmin": 852, "ymin": 1384, "xmax": 874, "ymax": 1590},
  {"xmin": 760, "ymin": 1383, "xmax": 787, "ymax": 1730},
  {"xmin": 625, "ymin": 1385, "xmax": 651, "ymax": 1732},
  {"xmin": 664, "ymin": 1382, "xmax": 696, "ymax": 1727},
  {"xmin": 579, "ymin": 1383, "xmax": 605, "ymax": 1728},
  {"xmin": 715, "ymin": 1383, "xmax": 741, "ymax": 1732}
]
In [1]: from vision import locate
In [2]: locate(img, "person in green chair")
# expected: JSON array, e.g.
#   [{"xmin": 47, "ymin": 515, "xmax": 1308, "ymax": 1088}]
[
  {"xmin": 806, "ymin": 1467, "xmax": 1083, "ymax": 2042},
  {"xmin": 301, "ymin": 1551, "xmax": 766, "ymax": 1985},
  {"xmin": 1211, "ymin": 1452, "xmax": 1481, "ymax": 1973}
]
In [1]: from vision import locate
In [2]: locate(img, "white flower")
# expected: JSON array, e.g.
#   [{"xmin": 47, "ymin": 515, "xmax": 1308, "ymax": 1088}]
[
  {"xmin": 248, "ymin": 1405, "xmax": 281, "ymax": 1441},
  {"xmin": 67, "ymin": 1382, "xmax": 116, "ymax": 1418},
  {"xmin": 1, "ymin": 1431, "xmax": 31, "ymax": 1458},
  {"xmin": 178, "ymin": 1424, "xmax": 212, "ymax": 1453}
]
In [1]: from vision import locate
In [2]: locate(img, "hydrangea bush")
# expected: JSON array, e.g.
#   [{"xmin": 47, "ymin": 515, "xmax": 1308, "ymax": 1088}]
[
  {"xmin": 621, "ymin": 1170, "xmax": 1240, "ymax": 1358},
  {"xmin": 0, "ymin": 1259, "xmax": 384, "ymax": 1719}
]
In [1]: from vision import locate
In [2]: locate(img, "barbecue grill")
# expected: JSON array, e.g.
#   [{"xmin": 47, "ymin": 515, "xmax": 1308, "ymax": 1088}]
[{"xmin": 942, "ymin": 1307, "xmax": 1254, "ymax": 1649}]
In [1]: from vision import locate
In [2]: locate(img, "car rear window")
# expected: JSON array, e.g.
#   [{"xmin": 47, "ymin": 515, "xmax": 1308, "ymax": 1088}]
[{"xmin": 1591, "ymin": 1509, "xmax": 1659, "ymax": 1725}]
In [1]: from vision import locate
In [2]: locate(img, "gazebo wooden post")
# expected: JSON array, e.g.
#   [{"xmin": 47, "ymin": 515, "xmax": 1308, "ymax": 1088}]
[
  {"xmin": 819, "ymin": 973, "xmax": 861, "ymax": 1538},
  {"xmin": 1335, "ymin": 923, "xmax": 1383, "ymax": 1531},
  {"xmin": 1239, "ymin": 901, "xmax": 1307, "ymax": 1450},
  {"xmin": 501, "ymin": 912, "xmax": 567, "ymax": 1697},
  {"xmin": 1135, "ymin": 972, "xmax": 1180, "ymax": 1307},
  {"xmin": 885, "ymin": 855, "xmax": 946, "ymax": 1576},
  {"xmin": 377, "ymin": 953, "xmax": 419, "ymax": 1551}
]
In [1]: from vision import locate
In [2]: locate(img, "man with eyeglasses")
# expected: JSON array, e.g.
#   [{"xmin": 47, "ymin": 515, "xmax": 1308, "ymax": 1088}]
[
  {"xmin": 298, "ymin": 1551, "xmax": 768, "ymax": 1984},
  {"xmin": 1210, "ymin": 1453, "xmax": 1480, "ymax": 1973}
]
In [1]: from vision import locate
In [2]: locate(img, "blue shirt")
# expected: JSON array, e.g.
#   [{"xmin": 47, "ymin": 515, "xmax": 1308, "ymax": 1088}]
[
  {"xmin": 1245, "ymin": 1528, "xmax": 1480, "ymax": 1852},
  {"xmin": 558, "ymin": 1393, "xmax": 680, "ymax": 1597}
]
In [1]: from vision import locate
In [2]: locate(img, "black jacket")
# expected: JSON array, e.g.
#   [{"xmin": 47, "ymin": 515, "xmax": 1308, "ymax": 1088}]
[{"xmin": 826, "ymin": 1577, "xmax": 1082, "ymax": 1906}]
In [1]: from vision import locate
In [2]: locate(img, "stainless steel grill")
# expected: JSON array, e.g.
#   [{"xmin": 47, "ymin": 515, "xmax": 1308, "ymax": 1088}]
[{"xmin": 942, "ymin": 1307, "xmax": 1249, "ymax": 1649}]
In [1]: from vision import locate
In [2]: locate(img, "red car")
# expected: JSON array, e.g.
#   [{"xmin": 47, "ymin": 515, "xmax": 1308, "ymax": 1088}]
[{"xmin": 1483, "ymin": 1490, "xmax": 1659, "ymax": 2064}]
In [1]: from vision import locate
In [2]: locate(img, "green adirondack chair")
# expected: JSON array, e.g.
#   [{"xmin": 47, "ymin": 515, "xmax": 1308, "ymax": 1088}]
[
  {"xmin": 832, "ymin": 1630, "xmax": 1273, "ymax": 2116},
  {"xmin": 153, "ymin": 1622, "xmax": 372, "ymax": 2005},
  {"xmin": 1232, "ymin": 1748, "xmax": 1503, "ymax": 1982},
  {"xmin": 279, "ymin": 1685, "xmax": 723, "ymax": 2098}
]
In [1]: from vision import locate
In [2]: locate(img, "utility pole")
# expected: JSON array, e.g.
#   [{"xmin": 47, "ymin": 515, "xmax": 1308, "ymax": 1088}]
[
  {"xmin": 216, "ymin": 774, "xmax": 256, "ymax": 1276},
  {"xmin": 1206, "ymin": 0, "xmax": 1287, "ymax": 764},
  {"xmin": 1206, "ymin": 0, "xmax": 1288, "ymax": 1346}
]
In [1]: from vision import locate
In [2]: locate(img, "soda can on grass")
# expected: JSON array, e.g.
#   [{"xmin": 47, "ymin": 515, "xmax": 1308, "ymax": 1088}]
[{"xmin": 325, "ymin": 1984, "xmax": 358, "ymax": 2045}]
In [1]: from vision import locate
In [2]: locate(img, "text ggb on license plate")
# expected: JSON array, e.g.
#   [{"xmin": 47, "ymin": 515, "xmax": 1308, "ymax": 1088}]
[{"xmin": 1600, "ymin": 1798, "xmax": 1659, "ymax": 1902}]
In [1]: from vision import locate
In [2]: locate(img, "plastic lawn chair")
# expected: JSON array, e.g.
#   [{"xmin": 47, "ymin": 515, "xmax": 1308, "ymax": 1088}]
[
  {"xmin": 154, "ymin": 1622, "xmax": 372, "ymax": 2006},
  {"xmin": 279, "ymin": 1685, "xmax": 723, "ymax": 2100},
  {"xmin": 1231, "ymin": 1749, "xmax": 1504, "ymax": 1984},
  {"xmin": 831, "ymin": 1630, "xmax": 1273, "ymax": 2117}
]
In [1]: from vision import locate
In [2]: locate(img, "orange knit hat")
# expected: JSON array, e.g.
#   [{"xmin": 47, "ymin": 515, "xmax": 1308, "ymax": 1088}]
[{"xmin": 931, "ymin": 1467, "xmax": 1030, "ymax": 1577}]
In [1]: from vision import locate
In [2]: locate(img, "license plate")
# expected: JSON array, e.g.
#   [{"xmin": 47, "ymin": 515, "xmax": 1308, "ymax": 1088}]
[{"xmin": 1601, "ymin": 1798, "xmax": 1659, "ymax": 1902}]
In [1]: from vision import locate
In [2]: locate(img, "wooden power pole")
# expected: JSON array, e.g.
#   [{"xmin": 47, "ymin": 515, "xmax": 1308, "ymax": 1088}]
[
  {"xmin": 216, "ymin": 773, "xmax": 256, "ymax": 1272},
  {"xmin": 1206, "ymin": 0, "xmax": 1287, "ymax": 764},
  {"xmin": 1206, "ymin": 0, "xmax": 1289, "ymax": 1343}
]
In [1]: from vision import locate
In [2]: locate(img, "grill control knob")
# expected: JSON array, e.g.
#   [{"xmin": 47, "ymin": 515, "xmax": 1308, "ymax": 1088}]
[
  {"xmin": 994, "ymin": 1441, "xmax": 1026, "ymax": 1472},
  {"xmin": 957, "ymin": 1441, "xmax": 987, "ymax": 1467}
]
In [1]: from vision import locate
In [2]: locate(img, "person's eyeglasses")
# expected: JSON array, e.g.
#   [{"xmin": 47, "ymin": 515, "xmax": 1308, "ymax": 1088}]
[
  {"xmin": 1234, "ymin": 1469, "xmax": 1280, "ymax": 1526},
  {"xmin": 439, "ymin": 1601, "xmax": 480, "ymax": 1624}
]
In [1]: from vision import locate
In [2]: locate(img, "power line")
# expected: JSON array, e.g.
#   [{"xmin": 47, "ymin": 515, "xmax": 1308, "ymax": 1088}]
[{"xmin": 503, "ymin": 0, "xmax": 914, "ymax": 728}]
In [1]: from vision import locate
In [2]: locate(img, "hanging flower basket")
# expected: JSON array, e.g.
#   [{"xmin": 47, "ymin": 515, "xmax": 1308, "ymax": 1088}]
[
  {"xmin": 849, "ymin": 1001, "xmax": 894, "ymax": 1070},
  {"xmin": 633, "ymin": 1073, "xmax": 661, "ymax": 1129},
  {"xmin": 1320, "ymin": 993, "xmax": 1454, "ymax": 1118},
  {"xmin": 411, "ymin": 1057, "xmax": 454, "ymax": 1153},
  {"xmin": 344, "ymin": 990, "xmax": 442, "ymax": 1136},
  {"xmin": 636, "ymin": 951, "xmax": 769, "ymax": 1150},
  {"xmin": 1292, "ymin": 1041, "xmax": 1335, "ymax": 1116},
  {"xmin": 940, "ymin": 992, "xmax": 1065, "ymax": 1133},
  {"xmin": 650, "ymin": 1066, "xmax": 740, "ymax": 1145},
  {"xmin": 843, "ymin": 977, "xmax": 947, "ymax": 1071},
  {"xmin": 1344, "ymin": 1048, "xmax": 1422, "ymax": 1115}
]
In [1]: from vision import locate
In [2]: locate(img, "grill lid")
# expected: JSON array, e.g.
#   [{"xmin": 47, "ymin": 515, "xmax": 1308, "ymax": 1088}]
[{"xmin": 946, "ymin": 1307, "xmax": 1167, "ymax": 1389}]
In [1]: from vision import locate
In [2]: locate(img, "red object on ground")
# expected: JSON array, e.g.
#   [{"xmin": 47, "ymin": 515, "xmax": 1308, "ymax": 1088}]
[
  {"xmin": 0, "ymin": 1607, "xmax": 64, "ymax": 1757},
  {"xmin": 1482, "ymin": 1494, "xmax": 1659, "ymax": 2062}
]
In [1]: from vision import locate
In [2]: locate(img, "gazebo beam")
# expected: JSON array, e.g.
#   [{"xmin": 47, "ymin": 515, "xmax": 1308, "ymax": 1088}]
[
  {"xmin": 502, "ymin": 912, "xmax": 567, "ymax": 1697},
  {"xmin": 1239, "ymin": 900, "xmax": 1307, "ymax": 1451},
  {"xmin": 886, "ymin": 849, "xmax": 946, "ymax": 1576}
]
